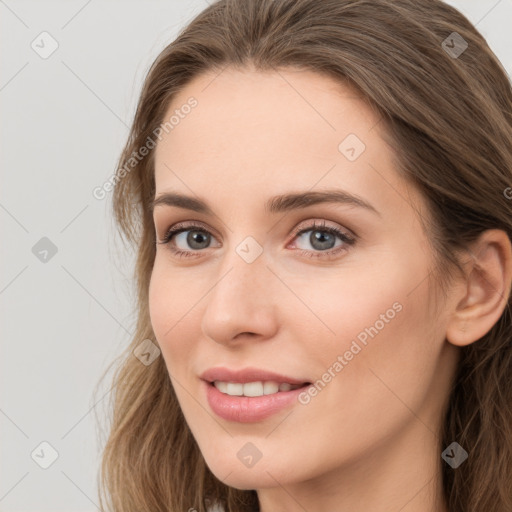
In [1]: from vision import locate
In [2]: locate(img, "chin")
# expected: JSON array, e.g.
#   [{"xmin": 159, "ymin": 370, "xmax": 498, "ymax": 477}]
[
  {"xmin": 211, "ymin": 469, "xmax": 278, "ymax": 491},
  {"xmin": 204, "ymin": 453, "xmax": 301, "ymax": 491}
]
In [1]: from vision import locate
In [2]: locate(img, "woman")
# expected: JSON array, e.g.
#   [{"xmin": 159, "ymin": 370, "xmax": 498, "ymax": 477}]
[{"xmin": 96, "ymin": 0, "xmax": 512, "ymax": 510}]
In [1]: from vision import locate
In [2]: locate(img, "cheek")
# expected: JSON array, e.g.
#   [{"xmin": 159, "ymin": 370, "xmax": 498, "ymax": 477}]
[
  {"xmin": 296, "ymin": 264, "xmax": 409, "ymax": 361},
  {"xmin": 303, "ymin": 247, "xmax": 437, "ymax": 390},
  {"xmin": 148, "ymin": 262, "xmax": 196, "ymax": 367},
  {"xmin": 306, "ymin": 258, "xmax": 440, "ymax": 429},
  {"xmin": 148, "ymin": 264, "xmax": 169, "ymax": 343}
]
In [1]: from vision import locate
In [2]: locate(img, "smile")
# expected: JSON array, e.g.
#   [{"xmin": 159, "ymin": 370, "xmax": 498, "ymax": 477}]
[
  {"xmin": 213, "ymin": 380, "xmax": 305, "ymax": 397},
  {"xmin": 204, "ymin": 380, "xmax": 312, "ymax": 423}
]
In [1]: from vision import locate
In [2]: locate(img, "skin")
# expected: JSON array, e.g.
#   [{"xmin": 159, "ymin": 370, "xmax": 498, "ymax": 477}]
[{"xmin": 149, "ymin": 66, "xmax": 512, "ymax": 512}]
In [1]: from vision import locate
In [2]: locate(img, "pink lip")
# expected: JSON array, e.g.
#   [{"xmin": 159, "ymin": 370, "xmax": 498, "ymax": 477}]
[
  {"xmin": 203, "ymin": 380, "xmax": 310, "ymax": 423},
  {"xmin": 200, "ymin": 366, "xmax": 311, "ymax": 423},
  {"xmin": 200, "ymin": 366, "xmax": 310, "ymax": 385}
]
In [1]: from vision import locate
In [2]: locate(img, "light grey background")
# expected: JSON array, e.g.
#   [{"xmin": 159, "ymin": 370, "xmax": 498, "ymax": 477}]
[{"xmin": 1, "ymin": 0, "xmax": 511, "ymax": 510}]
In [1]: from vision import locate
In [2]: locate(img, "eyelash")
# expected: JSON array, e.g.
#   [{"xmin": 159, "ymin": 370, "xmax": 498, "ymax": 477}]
[{"xmin": 156, "ymin": 220, "xmax": 356, "ymax": 260}]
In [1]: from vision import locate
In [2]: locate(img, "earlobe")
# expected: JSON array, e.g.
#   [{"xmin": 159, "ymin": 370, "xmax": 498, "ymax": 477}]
[{"xmin": 446, "ymin": 229, "xmax": 512, "ymax": 347}]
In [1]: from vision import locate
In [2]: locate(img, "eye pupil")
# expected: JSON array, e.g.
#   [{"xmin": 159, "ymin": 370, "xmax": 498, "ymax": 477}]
[
  {"xmin": 311, "ymin": 230, "xmax": 335, "ymax": 250},
  {"xmin": 188, "ymin": 230, "xmax": 210, "ymax": 249}
]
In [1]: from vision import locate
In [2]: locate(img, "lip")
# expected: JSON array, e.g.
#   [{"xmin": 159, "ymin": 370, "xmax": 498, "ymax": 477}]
[
  {"xmin": 200, "ymin": 366, "xmax": 310, "ymax": 385},
  {"xmin": 200, "ymin": 366, "xmax": 312, "ymax": 423},
  {"xmin": 203, "ymin": 380, "xmax": 310, "ymax": 423}
]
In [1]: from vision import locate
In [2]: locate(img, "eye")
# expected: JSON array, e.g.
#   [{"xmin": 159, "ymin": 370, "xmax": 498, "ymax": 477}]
[
  {"xmin": 156, "ymin": 219, "xmax": 356, "ymax": 260},
  {"xmin": 289, "ymin": 220, "xmax": 356, "ymax": 259},
  {"xmin": 157, "ymin": 220, "xmax": 220, "ymax": 259}
]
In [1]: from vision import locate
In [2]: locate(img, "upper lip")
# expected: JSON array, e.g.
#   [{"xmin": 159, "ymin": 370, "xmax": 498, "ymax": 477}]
[{"xmin": 200, "ymin": 366, "xmax": 310, "ymax": 385}]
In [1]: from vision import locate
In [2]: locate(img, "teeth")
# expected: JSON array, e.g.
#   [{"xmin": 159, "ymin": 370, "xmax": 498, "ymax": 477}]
[
  {"xmin": 263, "ymin": 382, "xmax": 279, "ymax": 395},
  {"xmin": 213, "ymin": 381, "xmax": 303, "ymax": 397}
]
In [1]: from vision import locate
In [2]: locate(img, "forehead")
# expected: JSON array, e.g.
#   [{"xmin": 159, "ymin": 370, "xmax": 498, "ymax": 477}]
[
  {"xmin": 155, "ymin": 66, "xmax": 378, "ymax": 164},
  {"xmin": 152, "ymin": 67, "xmax": 418, "ymax": 222}
]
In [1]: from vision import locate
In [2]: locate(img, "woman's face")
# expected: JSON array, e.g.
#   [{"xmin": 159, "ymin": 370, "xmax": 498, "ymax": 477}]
[{"xmin": 149, "ymin": 67, "xmax": 459, "ymax": 492}]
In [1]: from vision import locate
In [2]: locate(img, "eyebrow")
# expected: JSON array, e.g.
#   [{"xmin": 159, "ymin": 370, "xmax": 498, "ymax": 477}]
[{"xmin": 150, "ymin": 189, "xmax": 380, "ymax": 217}]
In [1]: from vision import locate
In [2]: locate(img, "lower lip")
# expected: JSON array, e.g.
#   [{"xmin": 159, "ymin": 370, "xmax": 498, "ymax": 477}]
[{"xmin": 203, "ymin": 380, "xmax": 310, "ymax": 423}]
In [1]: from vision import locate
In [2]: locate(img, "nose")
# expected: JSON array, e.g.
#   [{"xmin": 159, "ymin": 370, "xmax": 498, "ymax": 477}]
[{"xmin": 201, "ymin": 246, "xmax": 278, "ymax": 346}]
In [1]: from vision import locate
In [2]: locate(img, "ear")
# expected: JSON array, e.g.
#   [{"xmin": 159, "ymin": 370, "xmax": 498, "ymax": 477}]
[{"xmin": 446, "ymin": 229, "xmax": 512, "ymax": 347}]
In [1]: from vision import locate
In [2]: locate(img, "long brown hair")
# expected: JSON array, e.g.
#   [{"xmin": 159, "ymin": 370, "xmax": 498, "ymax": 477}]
[{"xmin": 95, "ymin": 0, "xmax": 512, "ymax": 510}]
